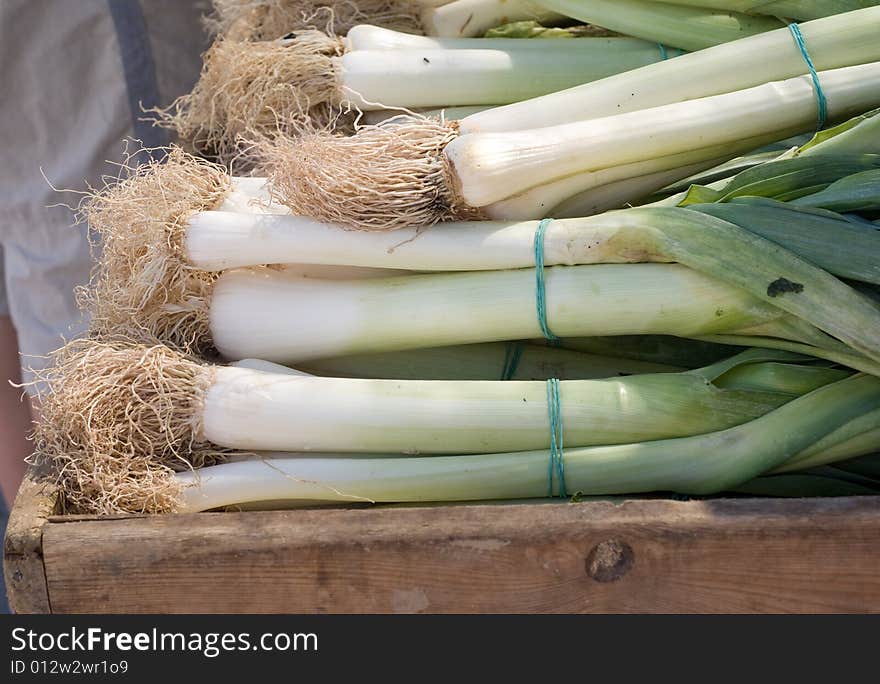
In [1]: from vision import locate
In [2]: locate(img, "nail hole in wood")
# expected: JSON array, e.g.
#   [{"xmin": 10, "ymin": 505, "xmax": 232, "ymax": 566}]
[{"xmin": 586, "ymin": 539, "xmax": 634, "ymax": 582}]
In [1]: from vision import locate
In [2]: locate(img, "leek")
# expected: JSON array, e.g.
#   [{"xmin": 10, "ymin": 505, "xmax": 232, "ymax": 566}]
[
  {"xmin": 185, "ymin": 197, "xmax": 880, "ymax": 285},
  {"xmin": 340, "ymin": 43, "xmax": 672, "ymax": 110},
  {"xmin": 36, "ymin": 340, "xmax": 870, "ymax": 514},
  {"xmin": 206, "ymin": 264, "xmax": 806, "ymax": 363},
  {"xmin": 534, "ymin": 0, "xmax": 785, "ymax": 51},
  {"xmin": 170, "ymin": 373, "xmax": 880, "ymax": 512},
  {"xmin": 460, "ymin": 55, "xmax": 880, "ymax": 217},
  {"xmin": 34, "ymin": 341, "xmax": 817, "ymax": 463},
  {"xmin": 481, "ymin": 139, "xmax": 777, "ymax": 219}
]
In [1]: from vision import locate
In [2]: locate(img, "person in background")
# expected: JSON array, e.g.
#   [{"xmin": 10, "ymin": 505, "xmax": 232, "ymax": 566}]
[{"xmin": 0, "ymin": 0, "xmax": 211, "ymax": 611}]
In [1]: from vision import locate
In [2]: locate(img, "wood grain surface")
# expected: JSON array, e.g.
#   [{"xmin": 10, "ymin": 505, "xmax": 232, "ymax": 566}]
[
  {"xmin": 33, "ymin": 496, "xmax": 880, "ymax": 614},
  {"xmin": 3, "ymin": 467, "xmax": 58, "ymax": 613}
]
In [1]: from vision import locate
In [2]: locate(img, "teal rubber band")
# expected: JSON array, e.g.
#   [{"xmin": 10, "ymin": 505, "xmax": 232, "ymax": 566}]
[
  {"xmin": 534, "ymin": 218, "xmax": 559, "ymax": 341},
  {"xmin": 657, "ymin": 44, "xmax": 684, "ymax": 60},
  {"xmin": 546, "ymin": 378, "xmax": 567, "ymax": 498},
  {"xmin": 501, "ymin": 342, "xmax": 524, "ymax": 380},
  {"xmin": 788, "ymin": 23, "xmax": 827, "ymax": 130}
]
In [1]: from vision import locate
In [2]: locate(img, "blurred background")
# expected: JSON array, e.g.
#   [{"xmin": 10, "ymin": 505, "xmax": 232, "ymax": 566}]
[{"xmin": 0, "ymin": 0, "xmax": 212, "ymax": 613}]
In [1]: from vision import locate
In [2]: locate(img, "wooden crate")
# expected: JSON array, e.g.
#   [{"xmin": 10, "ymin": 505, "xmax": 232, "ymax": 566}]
[{"xmin": 5, "ymin": 467, "xmax": 880, "ymax": 613}]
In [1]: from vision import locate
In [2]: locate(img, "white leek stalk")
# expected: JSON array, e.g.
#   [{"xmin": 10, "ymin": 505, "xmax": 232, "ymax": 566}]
[
  {"xmin": 171, "ymin": 19, "xmax": 679, "ymax": 162},
  {"xmin": 263, "ymin": 62, "xmax": 880, "ymax": 231},
  {"xmin": 208, "ymin": 265, "xmax": 793, "ymax": 362},
  {"xmin": 36, "ymin": 342, "xmax": 807, "ymax": 472},
  {"xmin": 202, "ymin": 365, "xmax": 787, "ymax": 453},
  {"xmin": 193, "ymin": 203, "xmax": 880, "ymax": 370},
  {"xmin": 177, "ymin": 204, "xmax": 815, "ymax": 273},
  {"xmin": 340, "ymin": 43, "xmax": 670, "ymax": 109},
  {"xmin": 460, "ymin": 6, "xmax": 880, "ymax": 133}
]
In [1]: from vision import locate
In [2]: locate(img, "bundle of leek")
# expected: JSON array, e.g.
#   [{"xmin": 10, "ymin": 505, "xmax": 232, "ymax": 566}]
[
  {"xmin": 161, "ymin": 26, "xmax": 678, "ymax": 157},
  {"xmin": 173, "ymin": 369, "xmax": 880, "ymax": 511},
  {"xmin": 259, "ymin": 8, "xmax": 880, "ymax": 228},
  {"xmin": 33, "ymin": 339, "xmax": 876, "ymax": 514},
  {"xmin": 171, "ymin": 5, "xmax": 879, "ymax": 162},
  {"xmin": 459, "ymin": 7, "xmax": 880, "ymax": 134},
  {"xmin": 266, "ymin": 66, "xmax": 880, "ymax": 228},
  {"xmin": 82, "ymin": 132, "xmax": 880, "ymax": 372}
]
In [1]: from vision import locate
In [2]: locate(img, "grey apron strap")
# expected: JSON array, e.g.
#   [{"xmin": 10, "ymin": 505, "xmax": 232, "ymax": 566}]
[{"xmin": 107, "ymin": 0, "xmax": 169, "ymax": 158}]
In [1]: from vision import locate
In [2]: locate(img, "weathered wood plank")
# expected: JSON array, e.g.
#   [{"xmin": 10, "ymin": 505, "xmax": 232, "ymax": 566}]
[
  {"xmin": 42, "ymin": 496, "xmax": 880, "ymax": 613},
  {"xmin": 3, "ymin": 467, "xmax": 59, "ymax": 614}
]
